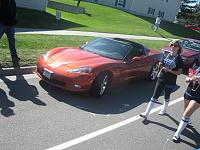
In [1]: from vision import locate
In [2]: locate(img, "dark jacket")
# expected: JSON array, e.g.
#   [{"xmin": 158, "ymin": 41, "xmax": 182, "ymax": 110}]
[{"xmin": 0, "ymin": 0, "xmax": 17, "ymax": 26}]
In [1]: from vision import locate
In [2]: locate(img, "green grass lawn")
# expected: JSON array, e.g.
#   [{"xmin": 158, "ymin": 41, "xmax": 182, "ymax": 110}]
[
  {"xmin": 1, "ymin": 0, "xmax": 199, "ymax": 67},
  {"xmin": 0, "ymin": 34, "xmax": 168, "ymax": 68},
  {"xmin": 16, "ymin": 0, "xmax": 199, "ymax": 39}
]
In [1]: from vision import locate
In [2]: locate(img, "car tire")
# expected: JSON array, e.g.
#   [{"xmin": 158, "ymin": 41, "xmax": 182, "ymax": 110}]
[
  {"xmin": 192, "ymin": 60, "xmax": 198, "ymax": 69},
  {"xmin": 148, "ymin": 62, "xmax": 159, "ymax": 81},
  {"xmin": 91, "ymin": 72, "xmax": 111, "ymax": 97}
]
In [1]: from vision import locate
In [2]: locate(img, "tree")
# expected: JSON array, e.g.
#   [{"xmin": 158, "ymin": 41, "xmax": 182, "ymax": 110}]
[
  {"xmin": 180, "ymin": 0, "xmax": 198, "ymax": 13},
  {"xmin": 178, "ymin": 0, "xmax": 200, "ymax": 25}
]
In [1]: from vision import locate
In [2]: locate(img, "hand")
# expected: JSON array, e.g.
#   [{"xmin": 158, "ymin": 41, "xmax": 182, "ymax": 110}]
[
  {"xmin": 192, "ymin": 75, "xmax": 200, "ymax": 82},
  {"xmin": 185, "ymin": 76, "xmax": 192, "ymax": 83},
  {"xmin": 158, "ymin": 62, "xmax": 163, "ymax": 69},
  {"xmin": 162, "ymin": 67, "xmax": 171, "ymax": 73}
]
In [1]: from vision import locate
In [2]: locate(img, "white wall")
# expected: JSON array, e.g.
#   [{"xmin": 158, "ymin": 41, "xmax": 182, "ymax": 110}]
[
  {"xmin": 16, "ymin": 0, "xmax": 48, "ymax": 11},
  {"xmin": 97, "ymin": 0, "xmax": 116, "ymax": 7},
  {"xmin": 131, "ymin": 0, "xmax": 181, "ymax": 21},
  {"xmin": 86, "ymin": 0, "xmax": 182, "ymax": 22}
]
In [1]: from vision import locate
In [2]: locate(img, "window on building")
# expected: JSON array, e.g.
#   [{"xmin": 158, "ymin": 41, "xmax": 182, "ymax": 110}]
[
  {"xmin": 148, "ymin": 7, "xmax": 155, "ymax": 15},
  {"xmin": 115, "ymin": 0, "xmax": 126, "ymax": 7},
  {"xmin": 158, "ymin": 11, "xmax": 165, "ymax": 18}
]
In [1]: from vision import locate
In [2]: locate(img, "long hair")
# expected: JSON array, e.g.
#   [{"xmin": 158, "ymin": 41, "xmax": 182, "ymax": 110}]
[{"xmin": 169, "ymin": 40, "xmax": 182, "ymax": 54}]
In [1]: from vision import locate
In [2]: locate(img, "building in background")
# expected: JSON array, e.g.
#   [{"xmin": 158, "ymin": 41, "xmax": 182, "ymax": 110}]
[
  {"xmin": 85, "ymin": 0, "xmax": 182, "ymax": 22},
  {"xmin": 16, "ymin": 0, "xmax": 48, "ymax": 11}
]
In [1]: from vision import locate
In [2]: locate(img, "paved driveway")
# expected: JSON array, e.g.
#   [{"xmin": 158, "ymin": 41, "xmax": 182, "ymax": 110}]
[{"xmin": 0, "ymin": 73, "xmax": 199, "ymax": 150}]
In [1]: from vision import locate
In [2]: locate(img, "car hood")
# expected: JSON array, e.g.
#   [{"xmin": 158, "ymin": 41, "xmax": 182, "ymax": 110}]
[
  {"xmin": 162, "ymin": 46, "xmax": 200, "ymax": 57},
  {"xmin": 48, "ymin": 47, "xmax": 117, "ymax": 68}
]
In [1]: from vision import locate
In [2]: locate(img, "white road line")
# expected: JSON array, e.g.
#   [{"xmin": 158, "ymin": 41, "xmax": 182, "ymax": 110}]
[{"xmin": 46, "ymin": 97, "xmax": 184, "ymax": 150}]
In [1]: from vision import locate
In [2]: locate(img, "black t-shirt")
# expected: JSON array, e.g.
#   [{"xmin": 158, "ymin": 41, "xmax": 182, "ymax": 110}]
[
  {"xmin": 159, "ymin": 54, "xmax": 184, "ymax": 85},
  {"xmin": 0, "ymin": 0, "xmax": 17, "ymax": 26}
]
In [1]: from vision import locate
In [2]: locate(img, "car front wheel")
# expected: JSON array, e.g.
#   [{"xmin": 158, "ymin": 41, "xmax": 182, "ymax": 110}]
[
  {"xmin": 149, "ymin": 62, "xmax": 159, "ymax": 81},
  {"xmin": 91, "ymin": 72, "xmax": 111, "ymax": 97}
]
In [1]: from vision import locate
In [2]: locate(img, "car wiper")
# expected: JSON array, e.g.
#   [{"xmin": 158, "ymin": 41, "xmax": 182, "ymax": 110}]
[{"xmin": 81, "ymin": 47, "xmax": 89, "ymax": 52}]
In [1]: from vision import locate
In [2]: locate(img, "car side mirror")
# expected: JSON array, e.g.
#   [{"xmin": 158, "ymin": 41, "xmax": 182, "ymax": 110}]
[
  {"xmin": 132, "ymin": 56, "xmax": 141, "ymax": 61},
  {"xmin": 80, "ymin": 42, "xmax": 88, "ymax": 49},
  {"xmin": 125, "ymin": 56, "xmax": 141, "ymax": 64}
]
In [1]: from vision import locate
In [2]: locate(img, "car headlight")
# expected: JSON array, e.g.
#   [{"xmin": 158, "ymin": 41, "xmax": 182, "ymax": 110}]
[{"xmin": 67, "ymin": 67, "xmax": 93, "ymax": 74}]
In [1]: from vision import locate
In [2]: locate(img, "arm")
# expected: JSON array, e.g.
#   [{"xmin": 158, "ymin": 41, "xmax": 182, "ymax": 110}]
[
  {"xmin": 163, "ymin": 55, "xmax": 183, "ymax": 75},
  {"xmin": 185, "ymin": 76, "xmax": 191, "ymax": 83},
  {"xmin": 158, "ymin": 62, "xmax": 163, "ymax": 69},
  {"xmin": 191, "ymin": 75, "xmax": 200, "ymax": 81},
  {"xmin": 163, "ymin": 67, "xmax": 182, "ymax": 75},
  {"xmin": 185, "ymin": 75, "xmax": 200, "ymax": 83}
]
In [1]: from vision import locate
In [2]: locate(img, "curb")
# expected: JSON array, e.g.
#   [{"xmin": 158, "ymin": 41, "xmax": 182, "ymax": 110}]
[{"xmin": 0, "ymin": 66, "xmax": 36, "ymax": 76}]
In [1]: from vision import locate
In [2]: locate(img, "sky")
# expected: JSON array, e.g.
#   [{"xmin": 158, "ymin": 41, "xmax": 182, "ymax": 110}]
[{"xmin": 186, "ymin": 0, "xmax": 200, "ymax": 6}]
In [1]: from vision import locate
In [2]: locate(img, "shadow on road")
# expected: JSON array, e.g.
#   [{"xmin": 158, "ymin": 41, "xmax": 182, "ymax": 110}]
[
  {"xmin": 0, "ymin": 75, "xmax": 46, "ymax": 106},
  {"xmin": 39, "ymin": 80, "xmax": 157, "ymax": 114},
  {"xmin": 39, "ymin": 79, "xmax": 179, "ymax": 115},
  {"xmin": 141, "ymin": 113, "xmax": 200, "ymax": 148},
  {"xmin": 167, "ymin": 113, "xmax": 200, "ymax": 148},
  {"xmin": 0, "ymin": 88, "xmax": 15, "ymax": 117}
]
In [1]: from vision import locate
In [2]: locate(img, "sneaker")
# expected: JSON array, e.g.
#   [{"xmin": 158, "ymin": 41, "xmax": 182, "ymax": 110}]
[
  {"xmin": 139, "ymin": 113, "xmax": 147, "ymax": 119},
  {"xmin": 172, "ymin": 136, "xmax": 180, "ymax": 143},
  {"xmin": 158, "ymin": 109, "xmax": 166, "ymax": 115},
  {"xmin": 186, "ymin": 121, "xmax": 193, "ymax": 128}
]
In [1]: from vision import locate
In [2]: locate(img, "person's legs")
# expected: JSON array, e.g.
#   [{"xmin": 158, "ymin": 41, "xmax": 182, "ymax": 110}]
[
  {"xmin": 0, "ymin": 23, "xmax": 5, "ymax": 38},
  {"xmin": 154, "ymin": 23, "xmax": 158, "ymax": 32},
  {"xmin": 158, "ymin": 99, "xmax": 169, "ymax": 115},
  {"xmin": 6, "ymin": 26, "xmax": 17, "ymax": 55},
  {"xmin": 183, "ymin": 100, "xmax": 199, "ymax": 117},
  {"xmin": 184, "ymin": 99, "xmax": 191, "ymax": 125},
  {"xmin": 184, "ymin": 99, "xmax": 190, "ymax": 111},
  {"xmin": 140, "ymin": 80, "xmax": 164, "ymax": 118},
  {"xmin": 158, "ymin": 85, "xmax": 174, "ymax": 115},
  {"xmin": 5, "ymin": 26, "xmax": 20, "ymax": 62},
  {"xmin": 173, "ymin": 100, "xmax": 200, "ymax": 142}
]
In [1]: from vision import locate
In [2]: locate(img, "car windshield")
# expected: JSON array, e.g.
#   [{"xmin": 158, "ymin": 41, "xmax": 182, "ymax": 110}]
[
  {"xmin": 82, "ymin": 38, "xmax": 131, "ymax": 60},
  {"xmin": 179, "ymin": 39, "xmax": 200, "ymax": 52}
]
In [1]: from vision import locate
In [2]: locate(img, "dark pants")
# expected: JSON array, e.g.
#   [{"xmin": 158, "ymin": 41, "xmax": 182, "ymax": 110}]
[
  {"xmin": 0, "ymin": 23, "xmax": 17, "ymax": 55},
  {"xmin": 152, "ymin": 79, "xmax": 175, "ymax": 101}
]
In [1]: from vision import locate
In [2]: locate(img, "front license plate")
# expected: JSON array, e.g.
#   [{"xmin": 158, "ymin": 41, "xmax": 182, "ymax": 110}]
[{"xmin": 43, "ymin": 69, "xmax": 53, "ymax": 79}]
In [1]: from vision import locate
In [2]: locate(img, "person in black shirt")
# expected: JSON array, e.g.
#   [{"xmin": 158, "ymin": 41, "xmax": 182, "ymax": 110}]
[
  {"xmin": 173, "ymin": 67, "xmax": 200, "ymax": 142},
  {"xmin": 0, "ymin": 0, "xmax": 20, "ymax": 62},
  {"xmin": 140, "ymin": 40, "xmax": 184, "ymax": 118}
]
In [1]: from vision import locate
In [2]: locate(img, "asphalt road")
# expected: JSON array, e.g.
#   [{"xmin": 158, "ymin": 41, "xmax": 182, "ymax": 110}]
[{"xmin": 0, "ymin": 73, "xmax": 199, "ymax": 150}]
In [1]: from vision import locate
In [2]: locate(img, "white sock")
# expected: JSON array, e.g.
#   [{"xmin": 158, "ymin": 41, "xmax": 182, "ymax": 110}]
[
  {"xmin": 159, "ymin": 99, "xmax": 169, "ymax": 114},
  {"xmin": 143, "ymin": 98, "xmax": 157, "ymax": 116},
  {"xmin": 174, "ymin": 117, "xmax": 190, "ymax": 138}
]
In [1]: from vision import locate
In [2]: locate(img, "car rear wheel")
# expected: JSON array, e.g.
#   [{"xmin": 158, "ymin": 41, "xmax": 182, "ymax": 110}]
[
  {"xmin": 149, "ymin": 62, "xmax": 159, "ymax": 81},
  {"xmin": 91, "ymin": 72, "xmax": 111, "ymax": 97}
]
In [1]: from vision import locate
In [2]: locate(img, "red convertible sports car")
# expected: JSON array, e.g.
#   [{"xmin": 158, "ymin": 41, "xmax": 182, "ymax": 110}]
[
  {"xmin": 185, "ymin": 24, "xmax": 200, "ymax": 31},
  {"xmin": 37, "ymin": 38, "xmax": 160, "ymax": 97},
  {"xmin": 161, "ymin": 38, "xmax": 200, "ymax": 69}
]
